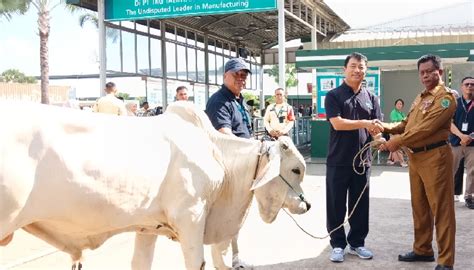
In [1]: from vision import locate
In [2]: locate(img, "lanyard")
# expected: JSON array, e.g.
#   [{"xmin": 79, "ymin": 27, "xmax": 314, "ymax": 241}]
[
  {"xmin": 234, "ymin": 100, "xmax": 252, "ymax": 132},
  {"xmin": 460, "ymin": 99, "xmax": 473, "ymax": 122},
  {"xmin": 272, "ymin": 104, "xmax": 286, "ymax": 117}
]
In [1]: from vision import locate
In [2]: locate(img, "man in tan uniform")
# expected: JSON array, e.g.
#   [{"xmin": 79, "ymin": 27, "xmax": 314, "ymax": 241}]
[
  {"xmin": 263, "ymin": 88, "xmax": 295, "ymax": 138},
  {"xmin": 379, "ymin": 55, "xmax": 456, "ymax": 270},
  {"xmin": 92, "ymin": 82, "xmax": 127, "ymax": 116}
]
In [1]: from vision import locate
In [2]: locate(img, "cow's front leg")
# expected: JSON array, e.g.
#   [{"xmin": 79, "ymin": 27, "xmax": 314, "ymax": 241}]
[
  {"xmin": 131, "ymin": 233, "xmax": 157, "ymax": 270},
  {"xmin": 211, "ymin": 239, "xmax": 232, "ymax": 270},
  {"xmin": 178, "ymin": 225, "xmax": 206, "ymax": 270},
  {"xmin": 175, "ymin": 210, "xmax": 206, "ymax": 270}
]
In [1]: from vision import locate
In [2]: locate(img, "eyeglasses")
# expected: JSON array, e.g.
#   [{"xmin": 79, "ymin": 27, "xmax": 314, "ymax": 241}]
[
  {"xmin": 463, "ymin": 83, "xmax": 474, "ymax": 87},
  {"xmin": 232, "ymin": 72, "xmax": 248, "ymax": 80}
]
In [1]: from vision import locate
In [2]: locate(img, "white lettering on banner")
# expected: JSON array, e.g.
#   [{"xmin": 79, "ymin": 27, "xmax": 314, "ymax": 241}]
[
  {"xmin": 202, "ymin": 1, "xmax": 250, "ymax": 10},
  {"xmin": 173, "ymin": 5, "xmax": 193, "ymax": 12},
  {"xmin": 167, "ymin": 0, "xmax": 189, "ymax": 3},
  {"xmin": 124, "ymin": 0, "xmax": 252, "ymax": 18}
]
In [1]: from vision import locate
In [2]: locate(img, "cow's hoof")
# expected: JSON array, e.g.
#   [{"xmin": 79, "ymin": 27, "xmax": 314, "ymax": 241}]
[{"xmin": 71, "ymin": 262, "xmax": 82, "ymax": 270}]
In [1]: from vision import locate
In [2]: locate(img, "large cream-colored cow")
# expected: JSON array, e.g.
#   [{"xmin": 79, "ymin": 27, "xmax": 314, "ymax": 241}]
[{"xmin": 0, "ymin": 101, "xmax": 310, "ymax": 270}]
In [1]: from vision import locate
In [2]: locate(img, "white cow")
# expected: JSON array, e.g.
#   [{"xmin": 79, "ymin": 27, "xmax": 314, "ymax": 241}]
[{"xmin": 0, "ymin": 101, "xmax": 310, "ymax": 270}]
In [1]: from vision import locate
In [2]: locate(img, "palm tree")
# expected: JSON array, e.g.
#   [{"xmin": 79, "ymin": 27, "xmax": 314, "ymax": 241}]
[
  {"xmin": 1, "ymin": 0, "xmax": 80, "ymax": 104},
  {"xmin": 79, "ymin": 13, "xmax": 119, "ymax": 43},
  {"xmin": 0, "ymin": 0, "xmax": 29, "ymax": 20}
]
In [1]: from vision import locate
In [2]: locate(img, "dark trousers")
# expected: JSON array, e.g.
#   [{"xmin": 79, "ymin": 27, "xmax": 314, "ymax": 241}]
[
  {"xmin": 454, "ymin": 159, "xmax": 464, "ymax": 195},
  {"xmin": 326, "ymin": 166, "xmax": 370, "ymax": 249}
]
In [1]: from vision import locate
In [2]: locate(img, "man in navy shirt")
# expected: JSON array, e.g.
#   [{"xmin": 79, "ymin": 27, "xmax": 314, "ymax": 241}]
[
  {"xmin": 324, "ymin": 52, "xmax": 383, "ymax": 263},
  {"xmin": 205, "ymin": 57, "xmax": 252, "ymax": 268},
  {"xmin": 206, "ymin": 58, "xmax": 252, "ymax": 138},
  {"xmin": 449, "ymin": 76, "xmax": 474, "ymax": 209}
]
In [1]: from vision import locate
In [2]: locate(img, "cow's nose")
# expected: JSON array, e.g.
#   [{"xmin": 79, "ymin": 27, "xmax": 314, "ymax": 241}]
[{"xmin": 305, "ymin": 201, "xmax": 311, "ymax": 211}]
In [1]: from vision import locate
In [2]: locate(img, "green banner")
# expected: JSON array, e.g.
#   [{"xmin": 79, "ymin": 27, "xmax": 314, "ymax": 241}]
[{"xmin": 105, "ymin": 0, "xmax": 277, "ymax": 21}]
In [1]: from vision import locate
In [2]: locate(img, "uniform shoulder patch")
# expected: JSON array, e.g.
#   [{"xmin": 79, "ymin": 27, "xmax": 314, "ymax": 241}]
[{"xmin": 441, "ymin": 98, "xmax": 450, "ymax": 108}]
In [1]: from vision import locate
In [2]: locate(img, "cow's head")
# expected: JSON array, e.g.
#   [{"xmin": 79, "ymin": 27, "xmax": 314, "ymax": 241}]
[{"xmin": 251, "ymin": 136, "xmax": 310, "ymax": 223}]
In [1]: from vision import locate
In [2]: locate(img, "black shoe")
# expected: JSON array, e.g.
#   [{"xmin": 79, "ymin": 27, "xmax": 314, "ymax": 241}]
[
  {"xmin": 465, "ymin": 198, "xmax": 474, "ymax": 209},
  {"xmin": 398, "ymin": 251, "xmax": 435, "ymax": 262},
  {"xmin": 435, "ymin": 264, "xmax": 453, "ymax": 270}
]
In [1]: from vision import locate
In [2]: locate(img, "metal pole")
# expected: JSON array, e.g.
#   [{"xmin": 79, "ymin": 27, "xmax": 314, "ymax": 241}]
[
  {"xmin": 98, "ymin": 0, "xmax": 106, "ymax": 96},
  {"xmin": 278, "ymin": 0, "xmax": 285, "ymax": 91},
  {"xmin": 204, "ymin": 34, "xmax": 210, "ymax": 104},
  {"xmin": 160, "ymin": 22, "xmax": 168, "ymax": 109},
  {"xmin": 311, "ymin": 9, "xmax": 318, "ymax": 118},
  {"xmin": 259, "ymin": 49, "xmax": 264, "ymax": 112}
]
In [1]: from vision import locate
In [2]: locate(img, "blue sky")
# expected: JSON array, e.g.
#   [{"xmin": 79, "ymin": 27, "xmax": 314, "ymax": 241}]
[
  {"xmin": 0, "ymin": 0, "xmax": 467, "ymax": 77},
  {"xmin": 0, "ymin": 1, "xmax": 98, "ymax": 76}
]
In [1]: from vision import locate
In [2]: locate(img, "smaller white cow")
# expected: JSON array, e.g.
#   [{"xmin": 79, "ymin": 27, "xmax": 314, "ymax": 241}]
[{"xmin": 0, "ymin": 102, "xmax": 310, "ymax": 270}]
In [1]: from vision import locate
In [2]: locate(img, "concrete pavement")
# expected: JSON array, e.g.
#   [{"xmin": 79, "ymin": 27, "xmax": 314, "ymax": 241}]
[{"xmin": 1, "ymin": 164, "xmax": 473, "ymax": 269}]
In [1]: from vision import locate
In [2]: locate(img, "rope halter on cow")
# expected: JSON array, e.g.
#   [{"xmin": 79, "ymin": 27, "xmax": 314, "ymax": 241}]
[{"xmin": 255, "ymin": 141, "xmax": 311, "ymax": 211}]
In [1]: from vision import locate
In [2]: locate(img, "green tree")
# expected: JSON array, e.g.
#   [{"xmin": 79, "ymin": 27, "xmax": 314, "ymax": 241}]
[
  {"xmin": 242, "ymin": 91, "xmax": 259, "ymax": 107},
  {"xmin": 267, "ymin": 64, "xmax": 298, "ymax": 90},
  {"xmin": 1, "ymin": 0, "xmax": 80, "ymax": 104},
  {"xmin": 1, "ymin": 69, "xmax": 37, "ymax": 83},
  {"xmin": 0, "ymin": 1, "xmax": 29, "ymax": 20},
  {"xmin": 116, "ymin": 92, "xmax": 130, "ymax": 100}
]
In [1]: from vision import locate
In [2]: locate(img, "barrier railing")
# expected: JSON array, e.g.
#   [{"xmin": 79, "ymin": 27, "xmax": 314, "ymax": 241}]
[{"xmin": 252, "ymin": 117, "xmax": 312, "ymax": 147}]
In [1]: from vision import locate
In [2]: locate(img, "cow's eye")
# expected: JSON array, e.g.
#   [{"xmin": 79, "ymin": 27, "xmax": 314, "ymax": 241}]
[{"xmin": 291, "ymin": 168, "xmax": 301, "ymax": 175}]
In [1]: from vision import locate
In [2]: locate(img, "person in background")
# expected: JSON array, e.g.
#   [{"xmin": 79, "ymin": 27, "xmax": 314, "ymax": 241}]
[
  {"xmin": 137, "ymin": 101, "xmax": 155, "ymax": 117},
  {"xmin": 205, "ymin": 57, "xmax": 252, "ymax": 268},
  {"xmin": 387, "ymin": 98, "xmax": 408, "ymax": 167},
  {"xmin": 175, "ymin": 86, "xmax": 189, "ymax": 101},
  {"xmin": 324, "ymin": 52, "xmax": 382, "ymax": 263},
  {"xmin": 449, "ymin": 76, "xmax": 474, "ymax": 209},
  {"xmin": 125, "ymin": 102, "xmax": 138, "ymax": 116},
  {"xmin": 92, "ymin": 82, "xmax": 127, "ymax": 116},
  {"xmin": 263, "ymin": 87, "xmax": 295, "ymax": 139},
  {"xmin": 298, "ymin": 104, "xmax": 304, "ymax": 117},
  {"xmin": 454, "ymin": 159, "xmax": 465, "ymax": 202},
  {"xmin": 379, "ymin": 54, "xmax": 456, "ymax": 270}
]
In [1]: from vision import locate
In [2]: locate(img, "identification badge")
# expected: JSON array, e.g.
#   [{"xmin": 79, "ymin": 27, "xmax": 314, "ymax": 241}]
[{"xmin": 462, "ymin": 122, "xmax": 468, "ymax": 132}]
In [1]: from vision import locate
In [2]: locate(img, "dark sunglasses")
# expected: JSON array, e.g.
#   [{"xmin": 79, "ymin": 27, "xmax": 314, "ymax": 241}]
[{"xmin": 463, "ymin": 83, "xmax": 474, "ymax": 87}]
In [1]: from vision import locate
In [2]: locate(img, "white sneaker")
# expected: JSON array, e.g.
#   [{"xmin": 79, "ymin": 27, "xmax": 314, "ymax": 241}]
[
  {"xmin": 232, "ymin": 255, "xmax": 253, "ymax": 269},
  {"xmin": 348, "ymin": 246, "xmax": 373, "ymax": 259},
  {"xmin": 330, "ymin": 247, "xmax": 345, "ymax": 262},
  {"xmin": 454, "ymin": 195, "xmax": 460, "ymax": 202}
]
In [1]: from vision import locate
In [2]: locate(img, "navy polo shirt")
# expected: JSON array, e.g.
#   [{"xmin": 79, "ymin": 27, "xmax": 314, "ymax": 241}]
[
  {"xmin": 325, "ymin": 82, "xmax": 382, "ymax": 166},
  {"xmin": 206, "ymin": 85, "xmax": 252, "ymax": 139},
  {"xmin": 449, "ymin": 97, "xmax": 474, "ymax": 147}
]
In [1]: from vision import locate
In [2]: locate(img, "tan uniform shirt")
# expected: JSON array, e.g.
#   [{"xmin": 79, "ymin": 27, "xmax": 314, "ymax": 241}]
[
  {"xmin": 92, "ymin": 94, "xmax": 127, "ymax": 116},
  {"xmin": 263, "ymin": 102, "xmax": 295, "ymax": 135},
  {"xmin": 383, "ymin": 83, "xmax": 456, "ymax": 148}
]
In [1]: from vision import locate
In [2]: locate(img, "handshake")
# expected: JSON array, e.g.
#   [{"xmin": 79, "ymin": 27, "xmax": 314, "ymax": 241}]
[
  {"xmin": 365, "ymin": 119, "xmax": 384, "ymax": 136},
  {"xmin": 364, "ymin": 119, "xmax": 400, "ymax": 152}
]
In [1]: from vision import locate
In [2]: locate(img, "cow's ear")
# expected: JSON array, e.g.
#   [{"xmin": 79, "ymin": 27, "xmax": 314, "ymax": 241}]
[{"xmin": 251, "ymin": 144, "xmax": 281, "ymax": 190}]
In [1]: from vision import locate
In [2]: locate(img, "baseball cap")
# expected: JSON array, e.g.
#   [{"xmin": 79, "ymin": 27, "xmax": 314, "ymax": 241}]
[{"xmin": 224, "ymin": 58, "xmax": 252, "ymax": 74}]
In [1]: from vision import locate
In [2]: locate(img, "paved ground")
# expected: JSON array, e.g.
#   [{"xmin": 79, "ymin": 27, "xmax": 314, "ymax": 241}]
[{"xmin": 1, "ymin": 163, "xmax": 473, "ymax": 270}]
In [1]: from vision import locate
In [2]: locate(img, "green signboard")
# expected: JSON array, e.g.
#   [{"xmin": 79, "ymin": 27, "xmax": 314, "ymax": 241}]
[
  {"xmin": 105, "ymin": 0, "xmax": 277, "ymax": 21},
  {"xmin": 316, "ymin": 67, "xmax": 381, "ymax": 118}
]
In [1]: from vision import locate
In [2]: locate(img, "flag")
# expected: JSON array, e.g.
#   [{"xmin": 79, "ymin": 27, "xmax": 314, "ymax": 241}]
[{"xmin": 287, "ymin": 106, "xmax": 295, "ymax": 121}]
